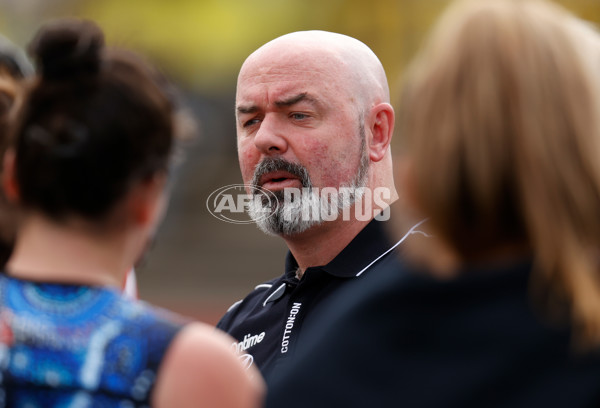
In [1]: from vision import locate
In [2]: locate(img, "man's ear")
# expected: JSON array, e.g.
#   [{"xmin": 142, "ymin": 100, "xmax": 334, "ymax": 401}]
[
  {"xmin": 2, "ymin": 149, "xmax": 20, "ymax": 203},
  {"xmin": 366, "ymin": 103, "xmax": 395, "ymax": 162},
  {"xmin": 127, "ymin": 173, "xmax": 168, "ymax": 226}
]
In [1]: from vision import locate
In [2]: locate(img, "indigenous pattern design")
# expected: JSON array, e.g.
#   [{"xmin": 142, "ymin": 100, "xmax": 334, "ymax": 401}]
[{"xmin": 0, "ymin": 274, "xmax": 183, "ymax": 408}]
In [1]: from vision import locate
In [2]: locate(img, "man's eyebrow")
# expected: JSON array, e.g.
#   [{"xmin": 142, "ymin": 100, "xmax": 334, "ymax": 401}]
[
  {"xmin": 237, "ymin": 104, "xmax": 259, "ymax": 115},
  {"xmin": 236, "ymin": 93, "xmax": 318, "ymax": 114},
  {"xmin": 275, "ymin": 93, "xmax": 317, "ymax": 108}
]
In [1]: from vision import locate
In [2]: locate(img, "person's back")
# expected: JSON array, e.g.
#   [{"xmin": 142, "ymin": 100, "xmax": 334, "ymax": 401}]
[
  {"xmin": 267, "ymin": 252, "xmax": 600, "ymax": 407},
  {"xmin": 0, "ymin": 274, "xmax": 182, "ymax": 406}
]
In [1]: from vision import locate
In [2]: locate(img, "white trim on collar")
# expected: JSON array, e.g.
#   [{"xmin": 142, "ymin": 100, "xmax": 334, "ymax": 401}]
[{"xmin": 355, "ymin": 219, "xmax": 428, "ymax": 277}]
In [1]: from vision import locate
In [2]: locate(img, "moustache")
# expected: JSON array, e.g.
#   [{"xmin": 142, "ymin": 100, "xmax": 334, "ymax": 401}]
[{"xmin": 251, "ymin": 157, "xmax": 312, "ymax": 191}]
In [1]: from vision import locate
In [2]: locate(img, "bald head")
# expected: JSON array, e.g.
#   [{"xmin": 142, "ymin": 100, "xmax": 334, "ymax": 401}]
[{"xmin": 239, "ymin": 30, "xmax": 390, "ymax": 110}]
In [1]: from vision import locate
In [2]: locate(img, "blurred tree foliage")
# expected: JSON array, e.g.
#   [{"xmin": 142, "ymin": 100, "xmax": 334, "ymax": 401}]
[
  {"xmin": 0, "ymin": 0, "xmax": 598, "ymax": 95},
  {"xmin": 76, "ymin": 0, "xmax": 600, "ymax": 96}
]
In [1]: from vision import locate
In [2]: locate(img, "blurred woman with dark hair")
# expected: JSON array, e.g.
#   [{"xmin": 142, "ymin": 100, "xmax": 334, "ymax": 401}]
[
  {"xmin": 0, "ymin": 33, "xmax": 141, "ymax": 298},
  {"xmin": 0, "ymin": 19, "xmax": 263, "ymax": 407},
  {"xmin": 0, "ymin": 34, "xmax": 32, "ymax": 267},
  {"xmin": 266, "ymin": 1, "xmax": 600, "ymax": 406}
]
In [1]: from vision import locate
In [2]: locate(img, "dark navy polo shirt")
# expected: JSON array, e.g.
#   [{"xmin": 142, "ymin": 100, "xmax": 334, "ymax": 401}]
[{"xmin": 217, "ymin": 214, "xmax": 423, "ymax": 376}]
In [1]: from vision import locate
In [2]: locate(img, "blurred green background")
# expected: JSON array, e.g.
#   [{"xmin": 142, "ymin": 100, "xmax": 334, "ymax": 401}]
[{"xmin": 1, "ymin": 0, "xmax": 598, "ymax": 324}]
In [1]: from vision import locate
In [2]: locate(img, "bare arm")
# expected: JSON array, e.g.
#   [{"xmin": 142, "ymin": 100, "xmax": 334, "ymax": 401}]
[{"xmin": 153, "ymin": 322, "xmax": 265, "ymax": 408}]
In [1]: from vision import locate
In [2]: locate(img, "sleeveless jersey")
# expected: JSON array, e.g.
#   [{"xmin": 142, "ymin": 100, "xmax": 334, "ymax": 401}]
[{"xmin": 0, "ymin": 274, "xmax": 184, "ymax": 407}]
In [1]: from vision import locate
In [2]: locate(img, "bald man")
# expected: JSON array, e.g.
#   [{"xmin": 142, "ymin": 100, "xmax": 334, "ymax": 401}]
[{"xmin": 217, "ymin": 30, "xmax": 419, "ymax": 375}]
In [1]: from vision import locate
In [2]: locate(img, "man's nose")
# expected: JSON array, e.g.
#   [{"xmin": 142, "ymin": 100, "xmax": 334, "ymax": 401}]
[{"xmin": 254, "ymin": 115, "xmax": 288, "ymax": 155}]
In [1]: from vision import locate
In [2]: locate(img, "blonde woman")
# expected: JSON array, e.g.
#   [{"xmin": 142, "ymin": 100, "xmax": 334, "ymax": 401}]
[{"xmin": 266, "ymin": 1, "xmax": 600, "ymax": 406}]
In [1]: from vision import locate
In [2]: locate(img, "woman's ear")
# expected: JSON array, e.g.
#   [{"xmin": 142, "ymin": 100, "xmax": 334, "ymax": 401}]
[
  {"xmin": 367, "ymin": 103, "xmax": 395, "ymax": 162},
  {"xmin": 2, "ymin": 149, "xmax": 20, "ymax": 203}
]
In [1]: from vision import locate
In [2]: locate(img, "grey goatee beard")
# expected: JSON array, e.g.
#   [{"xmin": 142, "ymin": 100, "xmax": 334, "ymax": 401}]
[{"xmin": 247, "ymin": 125, "xmax": 369, "ymax": 236}]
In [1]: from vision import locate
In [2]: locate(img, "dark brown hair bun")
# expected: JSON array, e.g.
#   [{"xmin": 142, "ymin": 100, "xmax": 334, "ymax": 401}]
[
  {"xmin": 13, "ymin": 18, "xmax": 178, "ymax": 220},
  {"xmin": 28, "ymin": 19, "xmax": 104, "ymax": 80}
]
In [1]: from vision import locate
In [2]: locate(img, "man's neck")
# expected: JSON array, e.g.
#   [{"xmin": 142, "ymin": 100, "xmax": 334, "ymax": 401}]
[
  {"xmin": 283, "ymin": 218, "xmax": 372, "ymax": 278},
  {"xmin": 283, "ymin": 184, "xmax": 398, "ymax": 279}
]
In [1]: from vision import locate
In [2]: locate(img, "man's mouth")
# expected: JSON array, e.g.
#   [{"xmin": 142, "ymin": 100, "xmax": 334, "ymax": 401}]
[{"xmin": 259, "ymin": 171, "xmax": 303, "ymax": 191}]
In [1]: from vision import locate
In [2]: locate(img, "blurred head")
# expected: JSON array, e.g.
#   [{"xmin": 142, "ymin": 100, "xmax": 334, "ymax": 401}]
[
  {"xmin": 7, "ymin": 19, "xmax": 181, "ymax": 251},
  {"xmin": 397, "ymin": 0, "xmax": 600, "ymax": 343},
  {"xmin": 0, "ymin": 37, "xmax": 31, "ymax": 133},
  {"xmin": 236, "ymin": 30, "xmax": 395, "ymax": 236},
  {"xmin": 0, "ymin": 35, "xmax": 33, "ymax": 81},
  {"xmin": 0, "ymin": 35, "xmax": 32, "ymax": 266}
]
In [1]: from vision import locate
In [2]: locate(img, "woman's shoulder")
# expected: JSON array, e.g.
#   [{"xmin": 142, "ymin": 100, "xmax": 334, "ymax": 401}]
[{"xmin": 152, "ymin": 322, "xmax": 265, "ymax": 408}]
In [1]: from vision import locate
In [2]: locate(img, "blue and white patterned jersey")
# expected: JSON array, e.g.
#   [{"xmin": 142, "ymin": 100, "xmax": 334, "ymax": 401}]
[{"xmin": 0, "ymin": 274, "xmax": 184, "ymax": 408}]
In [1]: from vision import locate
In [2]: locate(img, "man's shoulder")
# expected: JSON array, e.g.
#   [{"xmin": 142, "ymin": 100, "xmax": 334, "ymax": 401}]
[{"xmin": 216, "ymin": 275, "xmax": 286, "ymax": 330}]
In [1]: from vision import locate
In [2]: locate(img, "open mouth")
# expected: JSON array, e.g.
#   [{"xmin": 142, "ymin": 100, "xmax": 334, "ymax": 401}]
[{"xmin": 260, "ymin": 171, "xmax": 303, "ymax": 191}]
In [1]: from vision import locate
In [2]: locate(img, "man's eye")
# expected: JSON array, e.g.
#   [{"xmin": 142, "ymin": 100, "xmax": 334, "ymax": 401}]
[
  {"xmin": 290, "ymin": 113, "xmax": 308, "ymax": 120},
  {"xmin": 243, "ymin": 118, "xmax": 261, "ymax": 128}
]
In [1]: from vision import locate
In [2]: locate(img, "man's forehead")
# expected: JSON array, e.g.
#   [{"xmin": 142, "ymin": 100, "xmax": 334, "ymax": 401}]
[
  {"xmin": 239, "ymin": 60, "xmax": 343, "ymax": 94},
  {"xmin": 240, "ymin": 55, "xmax": 335, "ymax": 83},
  {"xmin": 236, "ymin": 85, "xmax": 321, "ymax": 110},
  {"xmin": 241, "ymin": 41, "xmax": 346, "ymax": 78},
  {"xmin": 237, "ymin": 66, "xmax": 338, "ymax": 105}
]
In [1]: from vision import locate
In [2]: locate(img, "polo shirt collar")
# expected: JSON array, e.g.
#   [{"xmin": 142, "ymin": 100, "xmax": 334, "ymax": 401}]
[{"xmin": 284, "ymin": 215, "xmax": 394, "ymax": 279}]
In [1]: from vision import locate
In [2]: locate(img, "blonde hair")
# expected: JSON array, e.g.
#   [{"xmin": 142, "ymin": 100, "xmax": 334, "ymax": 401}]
[{"xmin": 398, "ymin": 0, "xmax": 600, "ymax": 344}]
